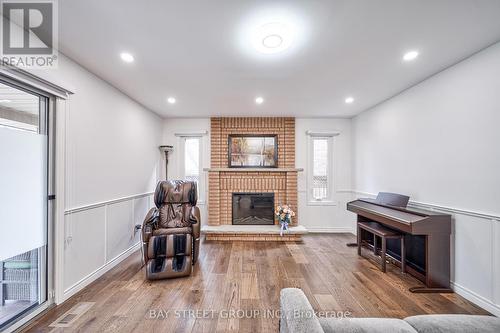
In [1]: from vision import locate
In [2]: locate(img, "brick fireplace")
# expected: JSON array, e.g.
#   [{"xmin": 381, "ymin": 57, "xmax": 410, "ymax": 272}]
[{"xmin": 202, "ymin": 117, "xmax": 307, "ymax": 241}]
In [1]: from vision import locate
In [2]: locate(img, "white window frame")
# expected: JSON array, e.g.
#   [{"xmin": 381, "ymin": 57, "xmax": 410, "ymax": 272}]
[
  {"xmin": 176, "ymin": 132, "xmax": 207, "ymax": 204},
  {"xmin": 306, "ymin": 130, "xmax": 339, "ymax": 206}
]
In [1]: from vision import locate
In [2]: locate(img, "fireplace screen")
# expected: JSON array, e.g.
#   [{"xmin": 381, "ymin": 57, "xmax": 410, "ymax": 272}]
[{"xmin": 232, "ymin": 193, "xmax": 275, "ymax": 225}]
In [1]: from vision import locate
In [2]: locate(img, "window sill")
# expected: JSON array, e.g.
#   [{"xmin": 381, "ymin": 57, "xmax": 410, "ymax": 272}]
[{"xmin": 307, "ymin": 200, "xmax": 337, "ymax": 207}]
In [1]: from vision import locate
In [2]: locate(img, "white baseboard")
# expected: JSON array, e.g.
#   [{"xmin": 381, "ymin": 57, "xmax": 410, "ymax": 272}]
[
  {"xmin": 61, "ymin": 242, "xmax": 141, "ymax": 303},
  {"xmin": 451, "ymin": 282, "xmax": 500, "ymax": 317},
  {"xmin": 306, "ymin": 227, "xmax": 355, "ymax": 234}
]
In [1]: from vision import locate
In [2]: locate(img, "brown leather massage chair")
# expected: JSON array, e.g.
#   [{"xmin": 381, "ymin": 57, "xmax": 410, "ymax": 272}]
[{"xmin": 142, "ymin": 180, "xmax": 200, "ymax": 279}]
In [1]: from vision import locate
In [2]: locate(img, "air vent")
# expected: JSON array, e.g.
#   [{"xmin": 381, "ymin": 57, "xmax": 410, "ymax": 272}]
[{"xmin": 49, "ymin": 302, "xmax": 95, "ymax": 328}]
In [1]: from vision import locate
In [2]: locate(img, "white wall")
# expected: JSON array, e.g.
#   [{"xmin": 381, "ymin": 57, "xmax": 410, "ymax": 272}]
[
  {"xmin": 296, "ymin": 118, "xmax": 355, "ymax": 232},
  {"xmin": 29, "ymin": 54, "xmax": 162, "ymax": 301},
  {"xmin": 352, "ymin": 42, "xmax": 500, "ymax": 316},
  {"xmin": 161, "ymin": 118, "xmax": 210, "ymax": 225}
]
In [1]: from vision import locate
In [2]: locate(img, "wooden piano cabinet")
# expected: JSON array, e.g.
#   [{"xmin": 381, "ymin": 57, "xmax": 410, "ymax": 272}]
[
  {"xmin": 409, "ymin": 232, "xmax": 452, "ymax": 293},
  {"xmin": 348, "ymin": 198, "xmax": 453, "ymax": 293}
]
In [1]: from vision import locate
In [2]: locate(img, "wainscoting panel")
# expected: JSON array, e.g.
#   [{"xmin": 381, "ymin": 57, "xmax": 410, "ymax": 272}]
[
  {"xmin": 62, "ymin": 193, "xmax": 153, "ymax": 302},
  {"xmin": 64, "ymin": 206, "xmax": 106, "ymax": 291},
  {"xmin": 493, "ymin": 221, "xmax": 500, "ymax": 306},
  {"xmin": 106, "ymin": 200, "xmax": 136, "ymax": 261},
  {"xmin": 453, "ymin": 214, "xmax": 493, "ymax": 302},
  {"xmin": 134, "ymin": 196, "xmax": 152, "ymax": 227}
]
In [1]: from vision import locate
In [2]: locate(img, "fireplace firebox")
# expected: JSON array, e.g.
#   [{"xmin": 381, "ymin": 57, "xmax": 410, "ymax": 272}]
[{"xmin": 232, "ymin": 193, "xmax": 275, "ymax": 225}]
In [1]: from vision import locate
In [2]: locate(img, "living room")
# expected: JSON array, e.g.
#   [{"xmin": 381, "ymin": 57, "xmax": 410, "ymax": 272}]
[{"xmin": 0, "ymin": 1, "xmax": 500, "ymax": 332}]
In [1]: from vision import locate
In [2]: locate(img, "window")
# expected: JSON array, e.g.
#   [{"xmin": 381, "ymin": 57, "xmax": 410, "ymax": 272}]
[
  {"xmin": 184, "ymin": 137, "xmax": 200, "ymax": 184},
  {"xmin": 180, "ymin": 136, "xmax": 204, "ymax": 202},
  {"xmin": 312, "ymin": 138, "xmax": 329, "ymax": 200},
  {"xmin": 307, "ymin": 132, "xmax": 337, "ymax": 204}
]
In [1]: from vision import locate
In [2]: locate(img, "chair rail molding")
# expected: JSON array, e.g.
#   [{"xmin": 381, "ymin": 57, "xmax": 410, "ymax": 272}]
[{"xmin": 64, "ymin": 192, "xmax": 154, "ymax": 215}]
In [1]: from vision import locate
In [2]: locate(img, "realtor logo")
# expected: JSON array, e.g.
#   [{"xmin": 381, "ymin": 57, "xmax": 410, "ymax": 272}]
[{"xmin": 1, "ymin": 0, "xmax": 58, "ymax": 68}]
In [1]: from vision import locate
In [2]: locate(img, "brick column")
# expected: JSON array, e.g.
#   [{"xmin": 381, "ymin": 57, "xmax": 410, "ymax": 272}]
[
  {"xmin": 286, "ymin": 171, "xmax": 298, "ymax": 226},
  {"xmin": 284, "ymin": 117, "xmax": 296, "ymax": 168},
  {"xmin": 210, "ymin": 117, "xmax": 222, "ymax": 168},
  {"xmin": 208, "ymin": 172, "xmax": 221, "ymax": 225}
]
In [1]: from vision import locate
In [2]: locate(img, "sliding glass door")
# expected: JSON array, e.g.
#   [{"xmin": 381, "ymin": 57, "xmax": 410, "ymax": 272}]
[{"xmin": 0, "ymin": 79, "xmax": 52, "ymax": 330}]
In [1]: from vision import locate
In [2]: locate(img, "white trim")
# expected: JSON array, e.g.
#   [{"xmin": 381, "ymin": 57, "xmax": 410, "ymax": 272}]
[
  {"xmin": 0, "ymin": 66, "xmax": 74, "ymax": 98},
  {"xmin": 451, "ymin": 282, "xmax": 500, "ymax": 317},
  {"xmin": 54, "ymin": 98, "xmax": 67, "ymax": 304},
  {"xmin": 336, "ymin": 189, "xmax": 354, "ymax": 194},
  {"xmin": 306, "ymin": 130, "xmax": 340, "ymax": 137},
  {"xmin": 64, "ymin": 192, "xmax": 154, "ymax": 215},
  {"xmin": 178, "ymin": 135, "xmax": 206, "ymax": 203},
  {"xmin": 307, "ymin": 134, "xmax": 335, "ymax": 203},
  {"xmin": 62, "ymin": 242, "xmax": 140, "ymax": 302},
  {"xmin": 174, "ymin": 130, "xmax": 208, "ymax": 137},
  {"xmin": 306, "ymin": 200, "xmax": 337, "ymax": 206}
]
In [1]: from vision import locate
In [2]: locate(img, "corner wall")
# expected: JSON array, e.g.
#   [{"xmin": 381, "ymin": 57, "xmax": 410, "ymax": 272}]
[{"xmin": 352, "ymin": 42, "xmax": 500, "ymax": 315}]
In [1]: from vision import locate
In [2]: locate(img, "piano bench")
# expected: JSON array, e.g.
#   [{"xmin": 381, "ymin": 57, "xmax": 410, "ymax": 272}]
[{"xmin": 357, "ymin": 221, "xmax": 405, "ymax": 273}]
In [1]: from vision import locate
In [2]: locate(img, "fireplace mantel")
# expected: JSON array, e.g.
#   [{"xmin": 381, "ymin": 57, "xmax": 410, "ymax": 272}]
[{"xmin": 204, "ymin": 167, "xmax": 303, "ymax": 172}]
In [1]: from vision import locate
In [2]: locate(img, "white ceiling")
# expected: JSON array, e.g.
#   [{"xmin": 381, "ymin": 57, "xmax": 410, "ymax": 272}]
[{"xmin": 58, "ymin": 0, "xmax": 500, "ymax": 118}]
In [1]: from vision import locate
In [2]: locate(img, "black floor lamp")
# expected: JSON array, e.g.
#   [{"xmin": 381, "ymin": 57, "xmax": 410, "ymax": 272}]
[{"xmin": 159, "ymin": 145, "xmax": 173, "ymax": 180}]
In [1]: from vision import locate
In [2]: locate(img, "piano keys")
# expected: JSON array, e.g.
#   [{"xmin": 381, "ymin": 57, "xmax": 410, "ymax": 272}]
[{"xmin": 347, "ymin": 193, "xmax": 452, "ymax": 293}]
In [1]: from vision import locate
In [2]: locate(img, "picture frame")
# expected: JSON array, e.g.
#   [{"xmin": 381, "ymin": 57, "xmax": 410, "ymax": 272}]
[{"xmin": 228, "ymin": 134, "xmax": 278, "ymax": 168}]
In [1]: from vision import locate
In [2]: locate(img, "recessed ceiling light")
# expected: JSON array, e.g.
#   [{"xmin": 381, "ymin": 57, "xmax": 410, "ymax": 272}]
[
  {"xmin": 167, "ymin": 97, "xmax": 176, "ymax": 104},
  {"xmin": 255, "ymin": 97, "xmax": 264, "ymax": 104},
  {"xmin": 403, "ymin": 50, "xmax": 419, "ymax": 62},
  {"xmin": 120, "ymin": 52, "xmax": 134, "ymax": 63},
  {"xmin": 253, "ymin": 22, "xmax": 293, "ymax": 54},
  {"xmin": 345, "ymin": 97, "xmax": 354, "ymax": 104}
]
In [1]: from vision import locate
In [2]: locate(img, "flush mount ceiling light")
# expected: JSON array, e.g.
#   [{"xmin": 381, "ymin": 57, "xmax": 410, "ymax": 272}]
[
  {"xmin": 253, "ymin": 22, "xmax": 293, "ymax": 54},
  {"xmin": 345, "ymin": 97, "xmax": 354, "ymax": 104},
  {"xmin": 262, "ymin": 34, "xmax": 283, "ymax": 48},
  {"xmin": 120, "ymin": 52, "xmax": 134, "ymax": 63},
  {"xmin": 238, "ymin": 8, "xmax": 307, "ymax": 58},
  {"xmin": 167, "ymin": 97, "xmax": 176, "ymax": 104},
  {"xmin": 403, "ymin": 50, "xmax": 419, "ymax": 62},
  {"xmin": 255, "ymin": 96, "xmax": 264, "ymax": 104}
]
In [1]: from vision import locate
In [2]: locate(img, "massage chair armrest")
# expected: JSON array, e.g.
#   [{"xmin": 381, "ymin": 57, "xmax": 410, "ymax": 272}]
[
  {"xmin": 142, "ymin": 207, "xmax": 159, "ymax": 243},
  {"xmin": 190, "ymin": 206, "xmax": 201, "ymax": 240}
]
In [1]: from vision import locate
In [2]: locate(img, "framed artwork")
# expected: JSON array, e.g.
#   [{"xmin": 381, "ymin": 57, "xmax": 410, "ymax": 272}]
[{"xmin": 228, "ymin": 134, "xmax": 278, "ymax": 168}]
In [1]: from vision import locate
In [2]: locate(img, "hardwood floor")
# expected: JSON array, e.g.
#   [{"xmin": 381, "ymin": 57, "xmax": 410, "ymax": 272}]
[{"xmin": 23, "ymin": 234, "xmax": 488, "ymax": 332}]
